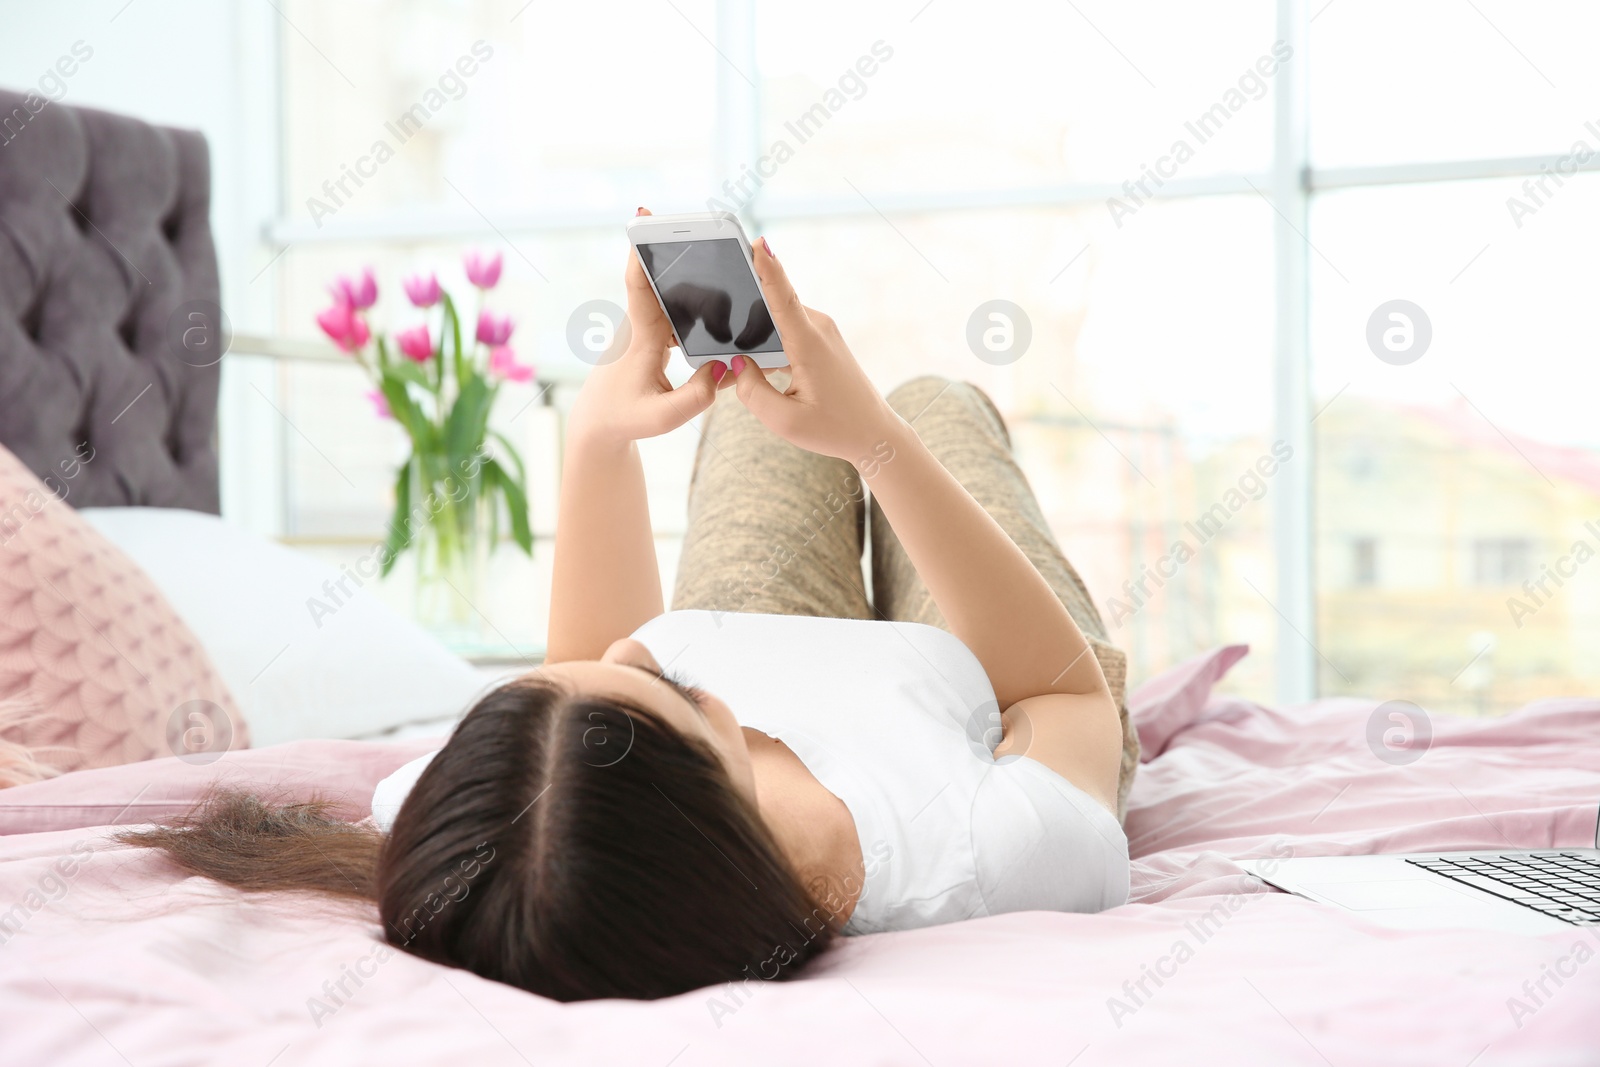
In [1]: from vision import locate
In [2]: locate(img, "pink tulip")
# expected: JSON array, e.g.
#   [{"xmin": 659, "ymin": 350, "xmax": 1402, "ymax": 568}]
[
  {"xmin": 476, "ymin": 310, "xmax": 514, "ymax": 347},
  {"xmin": 464, "ymin": 250, "xmax": 503, "ymax": 289},
  {"xmin": 396, "ymin": 324, "xmax": 433, "ymax": 363},
  {"xmin": 489, "ymin": 345, "xmax": 535, "ymax": 383},
  {"xmin": 330, "ymin": 267, "xmax": 378, "ymax": 310},
  {"xmin": 366, "ymin": 388, "xmax": 392, "ymax": 419},
  {"xmin": 402, "ymin": 272, "xmax": 441, "ymax": 308},
  {"xmin": 316, "ymin": 303, "xmax": 371, "ymax": 352}
]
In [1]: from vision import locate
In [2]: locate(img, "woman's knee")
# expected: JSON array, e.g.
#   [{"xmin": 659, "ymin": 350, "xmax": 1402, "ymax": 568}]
[
  {"xmin": 886, "ymin": 377, "xmax": 1008, "ymax": 444},
  {"xmin": 885, "ymin": 375, "xmax": 954, "ymax": 417}
]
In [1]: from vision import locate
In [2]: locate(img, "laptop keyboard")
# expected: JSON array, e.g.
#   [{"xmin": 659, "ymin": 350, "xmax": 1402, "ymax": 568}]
[{"xmin": 1407, "ymin": 852, "xmax": 1600, "ymax": 925}]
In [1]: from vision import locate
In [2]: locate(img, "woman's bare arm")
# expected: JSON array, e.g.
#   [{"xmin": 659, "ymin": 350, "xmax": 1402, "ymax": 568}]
[
  {"xmin": 863, "ymin": 422, "xmax": 1106, "ymax": 709},
  {"xmin": 731, "ymin": 242, "xmax": 1121, "ymax": 811},
  {"xmin": 862, "ymin": 422, "xmax": 1122, "ymax": 808},
  {"xmin": 546, "ymin": 434, "xmax": 662, "ymax": 664},
  {"xmin": 546, "ymin": 212, "xmax": 727, "ymax": 664}
]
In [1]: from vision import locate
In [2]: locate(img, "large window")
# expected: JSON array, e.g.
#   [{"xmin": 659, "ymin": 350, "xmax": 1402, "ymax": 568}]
[
  {"xmin": 1309, "ymin": 2, "xmax": 1600, "ymax": 713},
  {"xmin": 248, "ymin": 0, "xmax": 1599, "ymax": 712}
]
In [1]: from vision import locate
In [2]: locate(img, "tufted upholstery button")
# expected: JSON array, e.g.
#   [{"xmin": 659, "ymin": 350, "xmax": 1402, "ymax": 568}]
[
  {"xmin": 21, "ymin": 292, "xmax": 44, "ymax": 341},
  {"xmin": 0, "ymin": 89, "xmax": 222, "ymax": 514}
]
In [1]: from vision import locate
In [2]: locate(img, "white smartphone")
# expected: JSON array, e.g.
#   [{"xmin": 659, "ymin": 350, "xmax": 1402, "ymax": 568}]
[{"xmin": 626, "ymin": 211, "xmax": 787, "ymax": 369}]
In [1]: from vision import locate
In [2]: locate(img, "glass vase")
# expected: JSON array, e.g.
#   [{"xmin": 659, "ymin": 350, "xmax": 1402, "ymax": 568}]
[{"xmin": 411, "ymin": 469, "xmax": 490, "ymax": 649}]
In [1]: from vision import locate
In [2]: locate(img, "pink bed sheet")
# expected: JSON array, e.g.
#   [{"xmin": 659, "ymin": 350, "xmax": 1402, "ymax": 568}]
[{"xmin": 2, "ymin": 649, "xmax": 1597, "ymax": 1067}]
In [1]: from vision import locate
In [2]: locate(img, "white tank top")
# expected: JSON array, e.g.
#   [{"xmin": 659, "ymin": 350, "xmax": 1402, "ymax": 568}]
[{"xmin": 372, "ymin": 611, "xmax": 1129, "ymax": 935}]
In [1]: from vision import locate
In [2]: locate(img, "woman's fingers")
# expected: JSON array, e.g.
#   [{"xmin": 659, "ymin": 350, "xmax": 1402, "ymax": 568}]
[
  {"xmin": 624, "ymin": 245, "xmax": 661, "ymax": 323},
  {"xmin": 749, "ymin": 237, "xmax": 815, "ymax": 347},
  {"xmin": 732, "ymin": 354, "xmax": 794, "ymax": 432},
  {"xmin": 624, "ymin": 207, "xmax": 670, "ymax": 332},
  {"xmin": 641, "ymin": 358, "xmax": 722, "ymax": 435}
]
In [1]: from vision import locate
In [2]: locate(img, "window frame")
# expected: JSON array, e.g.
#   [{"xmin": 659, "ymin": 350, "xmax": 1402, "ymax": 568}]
[{"xmin": 255, "ymin": 0, "xmax": 1600, "ymax": 702}]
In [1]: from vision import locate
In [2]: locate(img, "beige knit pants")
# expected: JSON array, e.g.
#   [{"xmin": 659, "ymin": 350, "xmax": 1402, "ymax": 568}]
[{"xmin": 671, "ymin": 376, "xmax": 1138, "ymax": 821}]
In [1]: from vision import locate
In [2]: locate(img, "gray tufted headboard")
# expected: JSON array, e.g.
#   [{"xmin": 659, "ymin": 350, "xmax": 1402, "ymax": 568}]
[{"xmin": 0, "ymin": 88, "xmax": 222, "ymax": 513}]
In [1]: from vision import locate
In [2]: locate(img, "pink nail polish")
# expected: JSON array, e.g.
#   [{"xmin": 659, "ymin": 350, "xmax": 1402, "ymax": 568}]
[
  {"xmin": 710, "ymin": 360, "xmax": 727, "ymax": 382},
  {"xmin": 760, "ymin": 237, "xmax": 773, "ymax": 257},
  {"xmin": 731, "ymin": 355, "xmax": 746, "ymax": 376}
]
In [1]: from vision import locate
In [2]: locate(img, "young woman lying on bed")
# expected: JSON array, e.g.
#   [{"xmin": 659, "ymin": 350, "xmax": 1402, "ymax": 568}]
[{"xmin": 129, "ymin": 209, "xmax": 1138, "ymax": 1002}]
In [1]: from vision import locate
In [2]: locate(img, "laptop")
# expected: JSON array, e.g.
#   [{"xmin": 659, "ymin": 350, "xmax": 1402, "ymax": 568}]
[{"xmin": 1240, "ymin": 809, "xmax": 1600, "ymax": 935}]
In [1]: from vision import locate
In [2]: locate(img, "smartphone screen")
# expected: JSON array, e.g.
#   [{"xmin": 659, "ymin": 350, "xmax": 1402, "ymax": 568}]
[{"xmin": 635, "ymin": 238, "xmax": 781, "ymax": 358}]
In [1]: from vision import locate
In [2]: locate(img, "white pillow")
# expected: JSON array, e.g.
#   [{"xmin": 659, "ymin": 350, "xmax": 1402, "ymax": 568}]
[{"xmin": 80, "ymin": 507, "xmax": 487, "ymax": 746}]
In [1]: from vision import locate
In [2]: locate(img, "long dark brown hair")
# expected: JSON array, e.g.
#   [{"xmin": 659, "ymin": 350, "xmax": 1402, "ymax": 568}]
[{"xmin": 122, "ymin": 677, "xmax": 839, "ymax": 1001}]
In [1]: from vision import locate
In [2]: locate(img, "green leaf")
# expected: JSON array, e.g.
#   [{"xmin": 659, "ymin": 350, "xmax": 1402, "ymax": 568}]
[
  {"xmin": 388, "ymin": 357, "xmax": 432, "ymax": 390},
  {"xmin": 443, "ymin": 373, "xmax": 493, "ymax": 466},
  {"xmin": 490, "ymin": 429, "xmax": 528, "ymax": 485},
  {"xmin": 485, "ymin": 457, "xmax": 533, "ymax": 557},
  {"xmin": 381, "ymin": 457, "xmax": 414, "ymax": 576},
  {"xmin": 483, "ymin": 463, "xmax": 501, "ymax": 548},
  {"xmin": 441, "ymin": 290, "xmax": 465, "ymax": 386},
  {"xmin": 379, "ymin": 375, "xmax": 436, "ymax": 453}
]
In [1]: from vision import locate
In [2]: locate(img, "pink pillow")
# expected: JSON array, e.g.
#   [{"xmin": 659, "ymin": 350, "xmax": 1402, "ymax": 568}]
[
  {"xmin": 0, "ymin": 445, "xmax": 246, "ymax": 778},
  {"xmin": 1127, "ymin": 644, "xmax": 1250, "ymax": 761}
]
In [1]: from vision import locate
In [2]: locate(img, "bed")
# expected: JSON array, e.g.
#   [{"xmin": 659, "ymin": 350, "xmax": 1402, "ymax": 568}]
[
  {"xmin": 3, "ymin": 97, "xmax": 1597, "ymax": 1066},
  {"xmin": 2, "ymin": 645, "xmax": 1596, "ymax": 1067}
]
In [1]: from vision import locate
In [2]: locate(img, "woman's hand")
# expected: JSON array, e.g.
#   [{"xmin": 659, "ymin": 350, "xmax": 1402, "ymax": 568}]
[
  {"xmin": 731, "ymin": 239, "xmax": 899, "ymax": 465},
  {"xmin": 552, "ymin": 209, "xmax": 730, "ymax": 661},
  {"xmin": 567, "ymin": 209, "xmax": 730, "ymax": 446}
]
